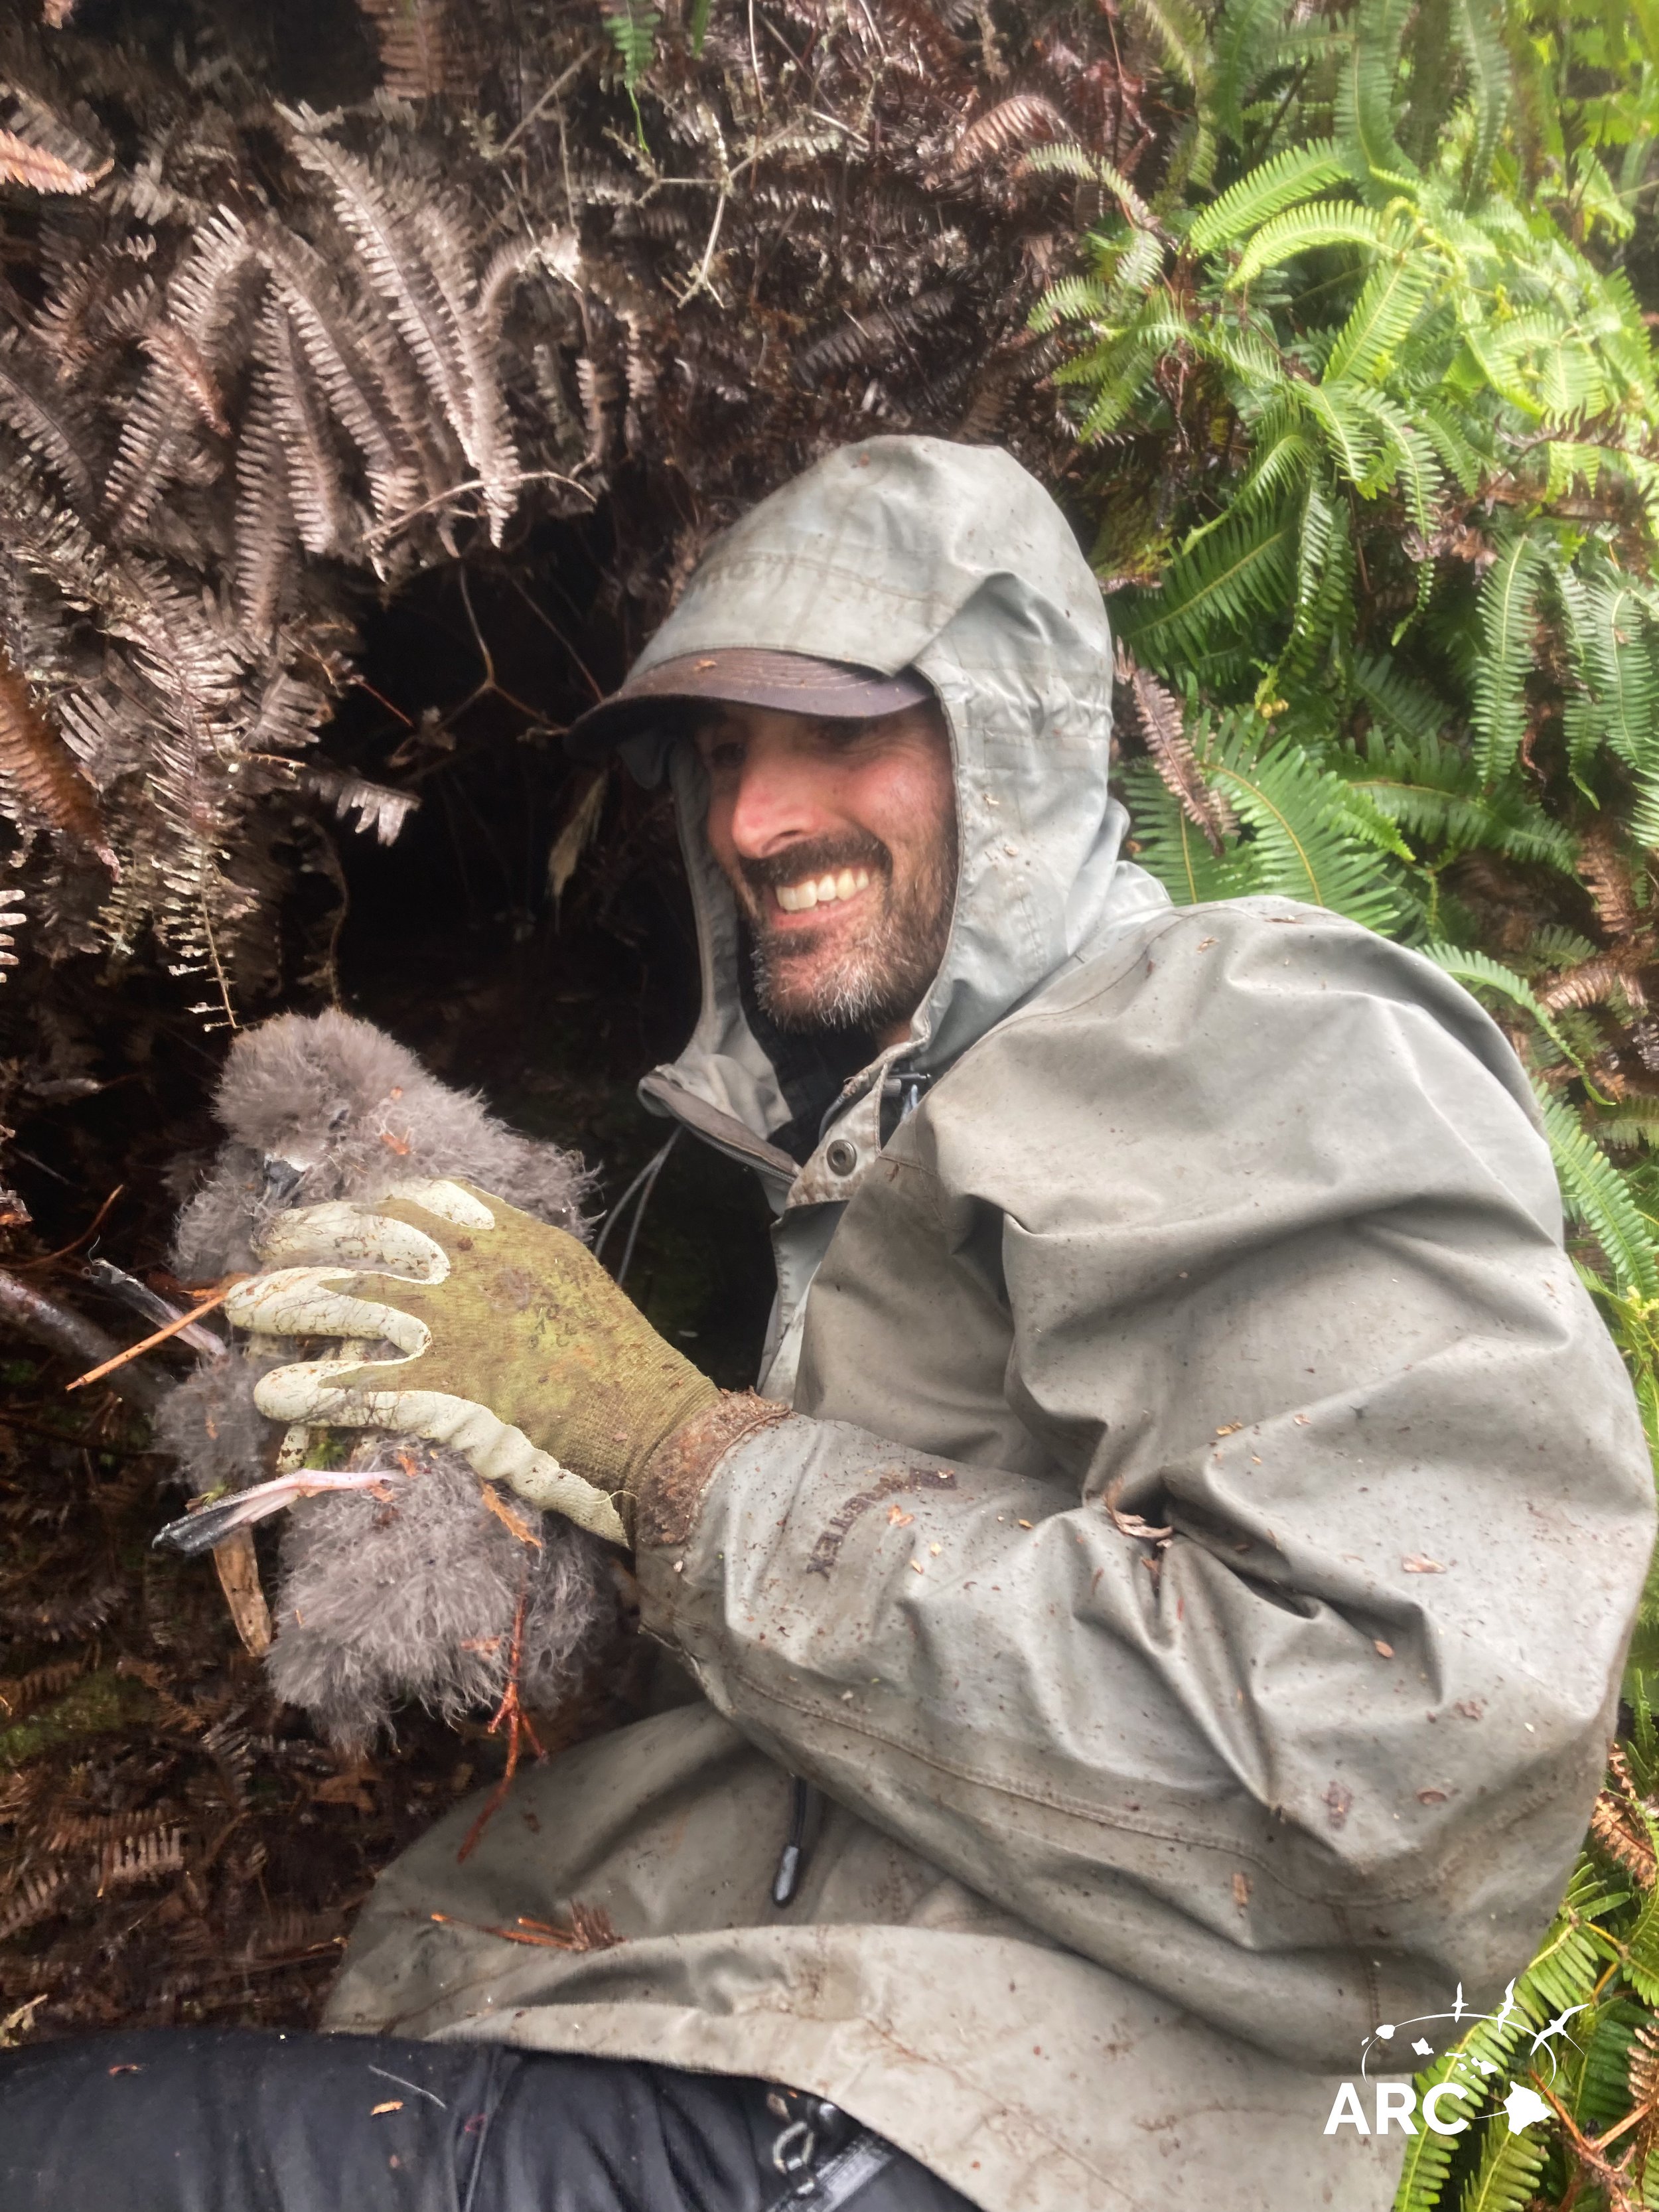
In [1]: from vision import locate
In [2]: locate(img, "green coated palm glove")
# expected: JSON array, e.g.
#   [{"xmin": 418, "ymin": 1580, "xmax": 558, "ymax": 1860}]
[{"xmin": 222, "ymin": 1177, "xmax": 721, "ymax": 1546}]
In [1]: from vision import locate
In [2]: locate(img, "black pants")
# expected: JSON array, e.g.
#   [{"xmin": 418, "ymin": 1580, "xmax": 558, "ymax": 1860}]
[{"xmin": 0, "ymin": 2029, "xmax": 975, "ymax": 2211}]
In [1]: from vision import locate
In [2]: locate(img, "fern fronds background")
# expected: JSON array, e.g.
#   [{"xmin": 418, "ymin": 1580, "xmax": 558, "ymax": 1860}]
[{"xmin": 1039, "ymin": 4, "xmax": 1659, "ymax": 2201}]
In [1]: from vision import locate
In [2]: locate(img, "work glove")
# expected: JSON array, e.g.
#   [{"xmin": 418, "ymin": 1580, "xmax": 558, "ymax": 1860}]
[{"xmin": 222, "ymin": 1177, "xmax": 721, "ymax": 1547}]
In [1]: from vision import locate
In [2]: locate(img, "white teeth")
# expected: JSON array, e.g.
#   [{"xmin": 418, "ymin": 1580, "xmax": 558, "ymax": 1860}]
[{"xmin": 775, "ymin": 867, "xmax": 873, "ymax": 913}]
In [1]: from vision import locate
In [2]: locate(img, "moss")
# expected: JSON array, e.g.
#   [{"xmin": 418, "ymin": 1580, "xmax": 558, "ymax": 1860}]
[{"xmin": 0, "ymin": 1670, "xmax": 155, "ymax": 1768}]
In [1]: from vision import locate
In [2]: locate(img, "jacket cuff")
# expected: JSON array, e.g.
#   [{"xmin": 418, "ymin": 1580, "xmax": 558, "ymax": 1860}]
[{"xmin": 632, "ymin": 1390, "xmax": 794, "ymax": 1552}]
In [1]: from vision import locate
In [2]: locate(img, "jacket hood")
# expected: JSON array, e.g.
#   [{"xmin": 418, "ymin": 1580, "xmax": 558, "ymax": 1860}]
[{"xmin": 634, "ymin": 435, "xmax": 1169, "ymax": 1171}]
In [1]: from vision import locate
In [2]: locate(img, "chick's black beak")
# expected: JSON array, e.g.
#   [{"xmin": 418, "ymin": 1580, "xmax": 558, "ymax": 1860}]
[{"xmin": 259, "ymin": 1155, "xmax": 305, "ymax": 1203}]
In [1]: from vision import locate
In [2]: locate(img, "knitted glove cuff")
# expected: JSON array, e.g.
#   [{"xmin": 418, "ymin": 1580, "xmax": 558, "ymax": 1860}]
[{"xmin": 630, "ymin": 1390, "xmax": 794, "ymax": 1552}]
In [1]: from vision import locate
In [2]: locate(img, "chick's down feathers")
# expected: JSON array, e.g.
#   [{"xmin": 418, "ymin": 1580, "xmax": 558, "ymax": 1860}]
[{"xmin": 161, "ymin": 1010, "xmax": 617, "ymax": 1753}]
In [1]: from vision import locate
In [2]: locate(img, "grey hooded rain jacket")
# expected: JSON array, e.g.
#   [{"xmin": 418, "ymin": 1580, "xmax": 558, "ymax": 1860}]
[{"xmin": 326, "ymin": 438, "xmax": 1656, "ymax": 2212}]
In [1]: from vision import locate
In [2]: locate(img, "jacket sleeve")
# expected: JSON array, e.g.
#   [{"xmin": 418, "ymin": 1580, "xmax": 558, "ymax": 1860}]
[{"xmin": 630, "ymin": 901, "xmax": 1656, "ymax": 2068}]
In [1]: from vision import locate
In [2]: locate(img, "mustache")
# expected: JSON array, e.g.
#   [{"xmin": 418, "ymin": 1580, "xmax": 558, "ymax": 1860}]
[{"xmin": 736, "ymin": 833, "xmax": 891, "ymax": 905}]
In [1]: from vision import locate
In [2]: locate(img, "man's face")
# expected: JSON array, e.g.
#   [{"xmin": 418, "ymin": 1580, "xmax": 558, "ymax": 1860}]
[{"xmin": 693, "ymin": 698, "xmax": 958, "ymax": 1045}]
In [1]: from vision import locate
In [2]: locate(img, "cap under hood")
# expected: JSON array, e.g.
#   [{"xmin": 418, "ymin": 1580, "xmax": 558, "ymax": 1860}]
[{"xmin": 628, "ymin": 435, "xmax": 1169, "ymax": 1189}]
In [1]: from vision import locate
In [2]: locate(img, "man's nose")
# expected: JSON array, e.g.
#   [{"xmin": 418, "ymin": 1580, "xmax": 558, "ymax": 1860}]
[{"xmin": 726, "ymin": 752, "xmax": 838, "ymax": 859}]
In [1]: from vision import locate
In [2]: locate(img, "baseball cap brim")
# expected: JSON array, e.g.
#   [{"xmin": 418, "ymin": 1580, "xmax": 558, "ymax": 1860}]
[{"xmin": 565, "ymin": 649, "xmax": 934, "ymax": 764}]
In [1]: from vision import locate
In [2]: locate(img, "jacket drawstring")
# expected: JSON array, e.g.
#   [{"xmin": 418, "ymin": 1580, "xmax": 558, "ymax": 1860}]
[{"xmin": 771, "ymin": 1775, "xmax": 816, "ymax": 1907}]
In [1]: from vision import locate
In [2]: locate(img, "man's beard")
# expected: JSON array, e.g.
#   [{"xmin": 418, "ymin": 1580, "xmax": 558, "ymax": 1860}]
[{"xmin": 734, "ymin": 831, "xmax": 958, "ymax": 1035}]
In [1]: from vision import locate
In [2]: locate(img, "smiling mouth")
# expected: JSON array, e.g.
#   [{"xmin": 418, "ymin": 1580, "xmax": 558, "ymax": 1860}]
[{"xmin": 772, "ymin": 866, "xmax": 872, "ymax": 915}]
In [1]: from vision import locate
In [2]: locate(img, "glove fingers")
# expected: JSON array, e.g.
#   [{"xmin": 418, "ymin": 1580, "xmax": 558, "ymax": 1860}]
[
  {"xmin": 252, "ymin": 1359, "xmax": 411, "ymax": 1428},
  {"xmin": 380, "ymin": 1179, "xmax": 498, "ymax": 1230},
  {"xmin": 226, "ymin": 1267, "xmax": 431, "ymax": 1353},
  {"xmin": 256, "ymin": 1203, "xmax": 451, "ymax": 1279},
  {"xmin": 250, "ymin": 1368, "xmax": 628, "ymax": 1546}
]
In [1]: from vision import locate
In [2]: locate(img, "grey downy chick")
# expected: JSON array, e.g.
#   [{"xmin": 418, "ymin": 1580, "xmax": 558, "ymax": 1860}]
[{"xmin": 155, "ymin": 1010, "xmax": 617, "ymax": 1754}]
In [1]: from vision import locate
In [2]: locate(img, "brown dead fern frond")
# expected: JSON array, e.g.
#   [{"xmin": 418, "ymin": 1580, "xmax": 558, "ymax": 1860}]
[
  {"xmin": 0, "ymin": 1866, "xmax": 70, "ymax": 1941},
  {"xmin": 0, "ymin": 1654, "xmax": 88, "ymax": 1722},
  {"xmin": 1591, "ymin": 1781, "xmax": 1658, "ymax": 1889},
  {"xmin": 1579, "ymin": 823, "xmax": 1644, "ymax": 942},
  {"xmin": 951, "ymin": 92, "xmax": 1070, "ymax": 171},
  {"xmin": 1541, "ymin": 954, "xmax": 1648, "ymax": 1013},
  {"xmin": 1116, "ymin": 645, "xmax": 1236, "ymax": 853},
  {"xmin": 139, "ymin": 323, "xmax": 232, "ymax": 440},
  {"xmin": 0, "ymin": 125, "xmax": 107, "ymax": 195},
  {"xmin": 355, "ymin": 0, "xmax": 475, "ymax": 100},
  {"xmin": 98, "ymin": 1826, "xmax": 186, "ymax": 1889},
  {"xmin": 0, "ymin": 644, "xmax": 113, "ymax": 867},
  {"xmin": 44, "ymin": 1805, "xmax": 184, "ymax": 1853}
]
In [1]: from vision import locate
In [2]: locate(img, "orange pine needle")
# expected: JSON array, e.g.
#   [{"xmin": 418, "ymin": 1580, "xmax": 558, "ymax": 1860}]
[{"xmin": 66, "ymin": 1275, "xmax": 246, "ymax": 1391}]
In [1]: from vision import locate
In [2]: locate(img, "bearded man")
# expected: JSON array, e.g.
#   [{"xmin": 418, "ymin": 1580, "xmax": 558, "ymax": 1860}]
[{"xmin": 3, "ymin": 437, "xmax": 1652, "ymax": 2212}]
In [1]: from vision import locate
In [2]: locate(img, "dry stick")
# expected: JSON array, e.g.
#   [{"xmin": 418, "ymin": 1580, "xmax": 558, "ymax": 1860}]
[
  {"xmin": 13, "ymin": 1184, "xmax": 125, "ymax": 1270},
  {"xmin": 64, "ymin": 1277, "xmax": 246, "ymax": 1393},
  {"xmin": 0, "ymin": 1266, "xmax": 163, "ymax": 1414},
  {"xmin": 457, "ymin": 1582, "xmax": 545, "ymax": 1864}
]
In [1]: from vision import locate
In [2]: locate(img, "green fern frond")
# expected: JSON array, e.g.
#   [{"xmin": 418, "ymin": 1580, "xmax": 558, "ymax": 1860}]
[
  {"xmin": 1527, "ymin": 924, "xmax": 1601, "ymax": 970},
  {"xmin": 1021, "ymin": 144, "xmax": 1155, "ymax": 228},
  {"xmin": 1029, "ymin": 274, "xmax": 1110, "ymax": 331},
  {"xmin": 1201, "ymin": 713, "xmax": 1406, "ymax": 930},
  {"xmin": 1447, "ymin": 0, "xmax": 1512, "ymax": 186},
  {"xmin": 1350, "ymin": 653, "xmax": 1451, "ymax": 743},
  {"xmin": 1455, "ymin": 2107, "xmax": 1550, "ymax": 2211},
  {"xmin": 1119, "ymin": 758, "xmax": 1250, "ymax": 904},
  {"xmin": 1334, "ymin": 0, "xmax": 1423, "ymax": 197},
  {"xmin": 1301, "ymin": 385, "xmax": 1390, "ymax": 485},
  {"xmin": 1104, "ymin": 228, "xmax": 1168, "ymax": 312},
  {"xmin": 1391, "ymin": 2069, "xmax": 1465, "ymax": 2212},
  {"xmin": 1421, "ymin": 943, "xmax": 1582, "ymax": 1067},
  {"xmin": 1323, "ymin": 256, "xmax": 1435, "ymax": 385},
  {"xmin": 1128, "ymin": 0, "xmax": 1210, "ymax": 92},
  {"xmin": 1342, "ymin": 730, "xmax": 1575, "ymax": 870},
  {"xmin": 1121, "ymin": 507, "xmax": 1299, "ymax": 668},
  {"xmin": 1471, "ymin": 533, "xmax": 1550, "ymax": 782},
  {"xmin": 1230, "ymin": 202, "xmax": 1399, "ymax": 285},
  {"xmin": 603, "ymin": 0, "xmax": 660, "ymax": 90},
  {"xmin": 1187, "ymin": 141, "xmax": 1348, "ymax": 255},
  {"xmin": 1415, "ymin": 398, "xmax": 1489, "ymax": 494},
  {"xmin": 1575, "ymin": 577, "xmax": 1659, "ymax": 775},
  {"xmin": 1540, "ymin": 1092, "xmax": 1659, "ymax": 1298},
  {"xmin": 1074, "ymin": 344, "xmax": 1159, "ymax": 439},
  {"xmin": 1210, "ymin": 0, "xmax": 1298, "ymax": 145},
  {"xmin": 1179, "ymin": 422, "xmax": 1312, "ymax": 552}
]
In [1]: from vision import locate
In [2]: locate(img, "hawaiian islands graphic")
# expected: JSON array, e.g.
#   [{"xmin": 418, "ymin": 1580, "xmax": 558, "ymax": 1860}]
[{"xmin": 1361, "ymin": 1982, "xmax": 1583, "ymax": 2133}]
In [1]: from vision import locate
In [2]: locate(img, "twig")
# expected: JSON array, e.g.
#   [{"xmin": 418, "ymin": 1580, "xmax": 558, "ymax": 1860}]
[
  {"xmin": 429, "ymin": 1903, "xmax": 620, "ymax": 1952},
  {"xmin": 0, "ymin": 1267, "xmax": 163, "ymax": 1413},
  {"xmin": 672, "ymin": 188, "xmax": 729, "ymax": 306},
  {"xmin": 362, "ymin": 469, "xmax": 596, "ymax": 551},
  {"xmin": 65, "ymin": 1277, "xmax": 246, "ymax": 1393},
  {"xmin": 495, "ymin": 52, "xmax": 598, "ymax": 157},
  {"xmin": 83, "ymin": 1258, "xmax": 228, "ymax": 1359},
  {"xmin": 456, "ymin": 1582, "xmax": 544, "ymax": 1862},
  {"xmin": 14, "ymin": 1185, "xmax": 124, "ymax": 1270}
]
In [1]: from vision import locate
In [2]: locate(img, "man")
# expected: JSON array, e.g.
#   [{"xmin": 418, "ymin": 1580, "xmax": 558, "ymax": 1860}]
[{"xmin": 3, "ymin": 436, "xmax": 1652, "ymax": 2211}]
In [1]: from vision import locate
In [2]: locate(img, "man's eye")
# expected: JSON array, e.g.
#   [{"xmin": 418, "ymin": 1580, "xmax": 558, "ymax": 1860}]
[
  {"xmin": 704, "ymin": 739, "xmax": 745, "ymax": 772},
  {"xmin": 818, "ymin": 718, "xmax": 874, "ymax": 754}
]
